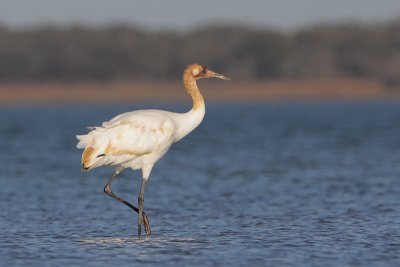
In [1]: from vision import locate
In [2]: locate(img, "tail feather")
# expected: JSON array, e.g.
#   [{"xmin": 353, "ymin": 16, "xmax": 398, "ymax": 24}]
[
  {"xmin": 82, "ymin": 145, "xmax": 95, "ymax": 170},
  {"xmin": 76, "ymin": 134, "xmax": 92, "ymax": 149},
  {"xmin": 77, "ymin": 132, "xmax": 97, "ymax": 170},
  {"xmin": 77, "ymin": 130, "xmax": 110, "ymax": 171}
]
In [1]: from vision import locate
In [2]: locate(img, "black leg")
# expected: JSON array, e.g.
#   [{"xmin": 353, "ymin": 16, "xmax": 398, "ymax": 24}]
[
  {"xmin": 104, "ymin": 172, "xmax": 151, "ymax": 235},
  {"xmin": 138, "ymin": 178, "xmax": 147, "ymax": 237}
]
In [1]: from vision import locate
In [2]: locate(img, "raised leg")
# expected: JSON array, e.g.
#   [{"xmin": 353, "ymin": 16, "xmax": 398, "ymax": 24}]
[
  {"xmin": 104, "ymin": 172, "xmax": 151, "ymax": 235},
  {"xmin": 137, "ymin": 178, "xmax": 147, "ymax": 237}
]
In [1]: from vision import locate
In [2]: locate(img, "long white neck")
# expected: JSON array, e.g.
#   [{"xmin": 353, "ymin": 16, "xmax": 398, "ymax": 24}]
[{"xmin": 174, "ymin": 69, "xmax": 206, "ymax": 141}]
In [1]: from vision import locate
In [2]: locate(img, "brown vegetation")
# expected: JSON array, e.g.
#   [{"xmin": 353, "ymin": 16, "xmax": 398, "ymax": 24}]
[
  {"xmin": 1, "ymin": 79, "xmax": 399, "ymax": 105},
  {"xmin": 1, "ymin": 21, "xmax": 400, "ymax": 104}
]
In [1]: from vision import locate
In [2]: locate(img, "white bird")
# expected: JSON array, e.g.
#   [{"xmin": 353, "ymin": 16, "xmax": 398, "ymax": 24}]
[{"xmin": 76, "ymin": 64, "xmax": 230, "ymax": 237}]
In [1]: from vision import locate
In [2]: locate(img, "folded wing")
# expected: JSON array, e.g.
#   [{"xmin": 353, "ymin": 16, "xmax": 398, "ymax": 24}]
[{"xmin": 77, "ymin": 110, "xmax": 177, "ymax": 170}]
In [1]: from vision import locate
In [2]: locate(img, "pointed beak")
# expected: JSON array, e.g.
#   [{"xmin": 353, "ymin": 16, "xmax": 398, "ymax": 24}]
[{"xmin": 206, "ymin": 70, "xmax": 231, "ymax": 80}]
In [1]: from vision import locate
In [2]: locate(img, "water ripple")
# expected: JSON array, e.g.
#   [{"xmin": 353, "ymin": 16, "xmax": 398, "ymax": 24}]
[{"xmin": 1, "ymin": 103, "xmax": 400, "ymax": 266}]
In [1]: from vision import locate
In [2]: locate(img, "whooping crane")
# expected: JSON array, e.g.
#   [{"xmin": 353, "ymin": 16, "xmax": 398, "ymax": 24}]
[{"xmin": 76, "ymin": 64, "xmax": 230, "ymax": 237}]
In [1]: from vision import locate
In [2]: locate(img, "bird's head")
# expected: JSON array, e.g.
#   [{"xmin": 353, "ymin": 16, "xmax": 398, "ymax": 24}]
[{"xmin": 189, "ymin": 64, "xmax": 230, "ymax": 81}]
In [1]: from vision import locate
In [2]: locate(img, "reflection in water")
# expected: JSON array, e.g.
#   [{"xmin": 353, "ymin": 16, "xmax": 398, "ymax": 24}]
[{"xmin": 79, "ymin": 236, "xmax": 207, "ymax": 245}]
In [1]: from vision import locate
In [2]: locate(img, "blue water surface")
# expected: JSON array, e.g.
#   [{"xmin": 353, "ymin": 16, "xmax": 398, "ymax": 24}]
[{"xmin": 1, "ymin": 102, "xmax": 400, "ymax": 266}]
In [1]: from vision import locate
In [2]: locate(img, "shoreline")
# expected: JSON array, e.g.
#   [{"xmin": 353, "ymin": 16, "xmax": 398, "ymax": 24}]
[{"xmin": 1, "ymin": 79, "xmax": 399, "ymax": 105}]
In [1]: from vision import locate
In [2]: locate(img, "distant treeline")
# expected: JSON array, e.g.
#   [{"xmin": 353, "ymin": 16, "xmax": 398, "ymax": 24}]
[{"xmin": 0, "ymin": 21, "xmax": 399, "ymax": 84}]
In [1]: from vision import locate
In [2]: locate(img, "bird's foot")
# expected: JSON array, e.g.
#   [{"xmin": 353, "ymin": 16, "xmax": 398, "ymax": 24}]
[{"xmin": 142, "ymin": 211, "xmax": 151, "ymax": 235}]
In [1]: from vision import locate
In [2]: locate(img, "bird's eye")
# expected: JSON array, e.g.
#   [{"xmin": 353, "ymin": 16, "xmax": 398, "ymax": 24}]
[
  {"xmin": 192, "ymin": 69, "xmax": 200, "ymax": 76},
  {"xmin": 192, "ymin": 66, "xmax": 207, "ymax": 77}
]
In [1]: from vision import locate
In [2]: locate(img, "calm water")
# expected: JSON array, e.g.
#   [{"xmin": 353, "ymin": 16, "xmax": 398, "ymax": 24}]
[{"xmin": 1, "ymin": 102, "xmax": 400, "ymax": 266}]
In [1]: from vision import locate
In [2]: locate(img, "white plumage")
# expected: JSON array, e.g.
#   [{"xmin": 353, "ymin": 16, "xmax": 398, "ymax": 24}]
[
  {"xmin": 76, "ymin": 63, "xmax": 229, "ymax": 237},
  {"xmin": 77, "ymin": 108, "xmax": 204, "ymax": 178}
]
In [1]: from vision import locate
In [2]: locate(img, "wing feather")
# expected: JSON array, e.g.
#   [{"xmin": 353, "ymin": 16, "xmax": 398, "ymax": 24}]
[{"xmin": 77, "ymin": 110, "xmax": 177, "ymax": 169}]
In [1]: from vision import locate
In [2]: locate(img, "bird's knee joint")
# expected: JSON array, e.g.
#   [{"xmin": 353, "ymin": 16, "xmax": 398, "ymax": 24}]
[
  {"xmin": 104, "ymin": 185, "xmax": 111, "ymax": 195},
  {"xmin": 138, "ymin": 196, "xmax": 144, "ymax": 203}
]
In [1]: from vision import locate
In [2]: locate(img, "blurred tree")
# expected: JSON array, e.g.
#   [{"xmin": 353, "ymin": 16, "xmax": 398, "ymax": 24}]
[{"xmin": 0, "ymin": 21, "xmax": 399, "ymax": 85}]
